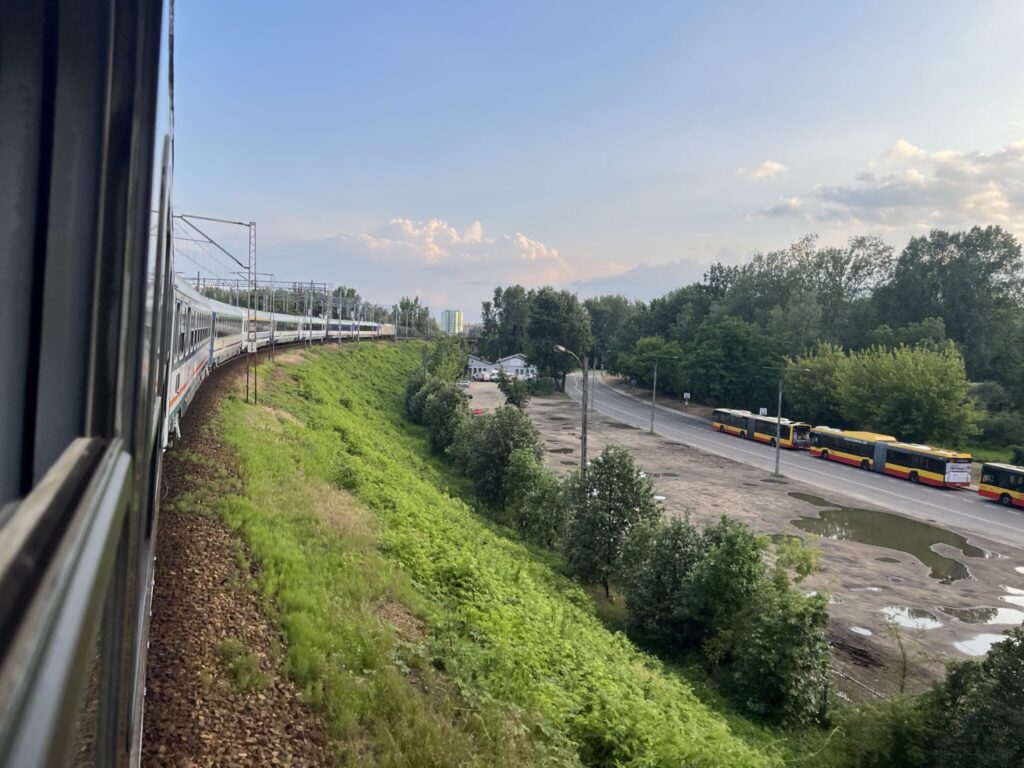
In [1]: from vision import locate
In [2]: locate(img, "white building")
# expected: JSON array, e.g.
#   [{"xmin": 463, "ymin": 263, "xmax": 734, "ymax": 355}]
[
  {"xmin": 495, "ymin": 353, "xmax": 537, "ymax": 380},
  {"xmin": 467, "ymin": 355, "xmax": 493, "ymax": 378},
  {"xmin": 441, "ymin": 309, "xmax": 464, "ymax": 335}
]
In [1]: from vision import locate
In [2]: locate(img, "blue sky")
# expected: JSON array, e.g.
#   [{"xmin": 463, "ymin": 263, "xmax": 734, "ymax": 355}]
[{"xmin": 172, "ymin": 2, "xmax": 1024, "ymax": 320}]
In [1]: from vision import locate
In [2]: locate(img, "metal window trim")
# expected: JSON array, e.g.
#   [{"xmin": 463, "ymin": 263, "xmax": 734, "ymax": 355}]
[{"xmin": 0, "ymin": 439, "xmax": 132, "ymax": 768}]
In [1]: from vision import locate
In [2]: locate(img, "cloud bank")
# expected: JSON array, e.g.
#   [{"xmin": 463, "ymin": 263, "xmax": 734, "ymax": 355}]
[{"xmin": 756, "ymin": 138, "xmax": 1024, "ymax": 234}]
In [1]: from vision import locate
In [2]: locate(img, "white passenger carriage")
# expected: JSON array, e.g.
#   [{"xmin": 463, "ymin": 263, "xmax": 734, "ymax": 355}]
[{"xmin": 166, "ymin": 278, "xmax": 213, "ymax": 441}]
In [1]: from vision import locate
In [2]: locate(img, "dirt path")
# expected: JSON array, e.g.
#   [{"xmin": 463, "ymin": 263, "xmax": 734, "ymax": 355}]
[
  {"xmin": 142, "ymin": 351, "xmax": 327, "ymax": 766},
  {"xmin": 526, "ymin": 391, "xmax": 1024, "ymax": 700}
]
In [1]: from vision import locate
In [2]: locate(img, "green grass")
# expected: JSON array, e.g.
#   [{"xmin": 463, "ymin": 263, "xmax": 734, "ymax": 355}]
[
  {"xmin": 962, "ymin": 444, "xmax": 1013, "ymax": 464},
  {"xmin": 212, "ymin": 342, "xmax": 783, "ymax": 767},
  {"xmin": 216, "ymin": 639, "xmax": 269, "ymax": 692}
]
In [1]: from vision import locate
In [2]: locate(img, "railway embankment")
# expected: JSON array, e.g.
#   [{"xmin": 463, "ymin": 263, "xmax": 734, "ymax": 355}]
[{"xmin": 147, "ymin": 342, "xmax": 790, "ymax": 766}]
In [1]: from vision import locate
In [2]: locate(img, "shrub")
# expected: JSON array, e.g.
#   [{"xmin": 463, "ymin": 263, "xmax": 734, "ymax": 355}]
[
  {"xmin": 829, "ymin": 695, "xmax": 935, "ymax": 768},
  {"xmin": 449, "ymin": 405, "xmax": 542, "ymax": 504},
  {"xmin": 422, "ymin": 383, "xmax": 469, "ymax": 454},
  {"xmin": 503, "ymin": 448, "xmax": 563, "ymax": 545},
  {"xmin": 562, "ymin": 445, "xmax": 660, "ymax": 597},
  {"xmin": 496, "ymin": 370, "xmax": 531, "ymax": 408},
  {"xmin": 620, "ymin": 516, "xmax": 707, "ymax": 649},
  {"xmin": 407, "ymin": 375, "xmax": 448, "ymax": 424},
  {"xmin": 931, "ymin": 627, "xmax": 1024, "ymax": 768},
  {"xmin": 705, "ymin": 572, "xmax": 830, "ymax": 726}
]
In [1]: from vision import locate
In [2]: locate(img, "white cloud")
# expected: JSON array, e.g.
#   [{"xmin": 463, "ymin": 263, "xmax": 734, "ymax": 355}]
[
  {"xmin": 740, "ymin": 160, "xmax": 789, "ymax": 180},
  {"xmin": 752, "ymin": 138, "xmax": 1024, "ymax": 234},
  {"xmin": 259, "ymin": 217, "xmax": 607, "ymax": 318}
]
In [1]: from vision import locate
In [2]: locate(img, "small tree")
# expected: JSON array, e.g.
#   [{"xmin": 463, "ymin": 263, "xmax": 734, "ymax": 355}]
[
  {"xmin": 422, "ymin": 383, "xmax": 469, "ymax": 454},
  {"xmin": 407, "ymin": 376, "xmax": 447, "ymax": 424},
  {"xmin": 503, "ymin": 448, "xmax": 563, "ymax": 545},
  {"xmin": 620, "ymin": 516, "xmax": 707, "ymax": 649},
  {"xmin": 450, "ymin": 405, "xmax": 542, "ymax": 504},
  {"xmin": 931, "ymin": 627, "xmax": 1024, "ymax": 768},
  {"xmin": 562, "ymin": 445, "xmax": 660, "ymax": 597},
  {"xmin": 496, "ymin": 370, "xmax": 531, "ymax": 409},
  {"xmin": 705, "ymin": 570, "xmax": 830, "ymax": 726}
]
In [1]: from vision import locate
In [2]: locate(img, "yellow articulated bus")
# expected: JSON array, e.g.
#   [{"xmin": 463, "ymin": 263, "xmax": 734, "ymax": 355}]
[
  {"xmin": 712, "ymin": 408, "xmax": 811, "ymax": 449},
  {"xmin": 979, "ymin": 463, "xmax": 1024, "ymax": 508},
  {"xmin": 809, "ymin": 426, "xmax": 972, "ymax": 487}
]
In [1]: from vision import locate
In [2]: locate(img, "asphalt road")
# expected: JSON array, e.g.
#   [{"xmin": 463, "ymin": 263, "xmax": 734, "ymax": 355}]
[{"xmin": 567, "ymin": 372, "xmax": 1024, "ymax": 551}]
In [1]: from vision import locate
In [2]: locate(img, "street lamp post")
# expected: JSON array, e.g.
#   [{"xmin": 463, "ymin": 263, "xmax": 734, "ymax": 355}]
[{"xmin": 555, "ymin": 344, "xmax": 588, "ymax": 474}]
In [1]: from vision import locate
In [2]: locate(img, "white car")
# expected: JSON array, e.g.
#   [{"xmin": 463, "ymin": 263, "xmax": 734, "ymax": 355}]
[{"xmin": 456, "ymin": 380, "xmax": 470, "ymax": 389}]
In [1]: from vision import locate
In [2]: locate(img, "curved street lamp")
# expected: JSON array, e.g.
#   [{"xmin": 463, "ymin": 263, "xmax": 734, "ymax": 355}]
[{"xmin": 555, "ymin": 344, "xmax": 588, "ymax": 474}]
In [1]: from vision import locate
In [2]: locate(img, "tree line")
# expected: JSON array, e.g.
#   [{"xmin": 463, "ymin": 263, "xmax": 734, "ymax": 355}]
[{"xmin": 478, "ymin": 226, "xmax": 1024, "ymax": 450}]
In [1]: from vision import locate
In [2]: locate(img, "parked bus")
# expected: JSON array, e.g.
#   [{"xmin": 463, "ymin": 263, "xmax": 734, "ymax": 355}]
[
  {"xmin": 712, "ymin": 408, "xmax": 811, "ymax": 449},
  {"xmin": 810, "ymin": 426, "xmax": 971, "ymax": 487},
  {"xmin": 808, "ymin": 426, "xmax": 895, "ymax": 468},
  {"xmin": 979, "ymin": 463, "xmax": 1024, "ymax": 508}
]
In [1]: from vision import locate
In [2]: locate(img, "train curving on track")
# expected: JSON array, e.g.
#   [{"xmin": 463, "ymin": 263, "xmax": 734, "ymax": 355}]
[{"xmin": 0, "ymin": 2, "xmax": 391, "ymax": 765}]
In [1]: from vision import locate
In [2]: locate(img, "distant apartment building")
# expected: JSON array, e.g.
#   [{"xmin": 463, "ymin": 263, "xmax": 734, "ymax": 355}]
[{"xmin": 440, "ymin": 309, "xmax": 464, "ymax": 335}]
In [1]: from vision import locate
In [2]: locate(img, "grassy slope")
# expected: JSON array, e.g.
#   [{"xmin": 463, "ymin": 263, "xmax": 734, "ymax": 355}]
[{"xmin": 215, "ymin": 343, "xmax": 779, "ymax": 767}]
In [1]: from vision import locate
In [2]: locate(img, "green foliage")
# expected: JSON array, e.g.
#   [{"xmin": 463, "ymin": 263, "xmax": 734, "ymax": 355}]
[
  {"xmin": 422, "ymin": 382, "xmax": 469, "ymax": 454},
  {"xmin": 427, "ymin": 336, "xmax": 468, "ymax": 381},
  {"xmin": 407, "ymin": 375, "xmax": 447, "ymax": 424},
  {"xmin": 503, "ymin": 448, "xmax": 564, "ymax": 546},
  {"xmin": 621, "ymin": 516, "xmax": 829, "ymax": 726},
  {"xmin": 525, "ymin": 287, "xmax": 593, "ymax": 391},
  {"xmin": 619, "ymin": 517, "xmax": 707, "ymax": 649},
  {"xmin": 1013, "ymin": 446, "xmax": 1024, "ymax": 466},
  {"xmin": 616, "ymin": 336, "xmax": 685, "ymax": 394},
  {"xmin": 707, "ymin": 574, "xmax": 829, "ymax": 726},
  {"xmin": 496, "ymin": 370, "xmax": 531, "ymax": 408},
  {"xmin": 786, "ymin": 343, "xmax": 847, "ymax": 427},
  {"xmin": 828, "ymin": 695, "xmax": 934, "ymax": 768},
  {"xmin": 225, "ymin": 344, "xmax": 775, "ymax": 766},
  {"xmin": 930, "ymin": 627, "xmax": 1024, "ymax": 768},
  {"xmin": 562, "ymin": 446, "xmax": 660, "ymax": 597},
  {"xmin": 785, "ymin": 341, "xmax": 981, "ymax": 444},
  {"xmin": 836, "ymin": 343, "xmax": 979, "ymax": 444},
  {"xmin": 449, "ymin": 405, "xmax": 543, "ymax": 505},
  {"xmin": 683, "ymin": 316, "xmax": 782, "ymax": 409},
  {"xmin": 216, "ymin": 639, "xmax": 269, "ymax": 692}
]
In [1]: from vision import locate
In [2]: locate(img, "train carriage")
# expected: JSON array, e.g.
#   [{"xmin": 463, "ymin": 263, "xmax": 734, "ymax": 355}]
[
  {"xmin": 208, "ymin": 298, "xmax": 246, "ymax": 365},
  {"xmin": 166, "ymin": 279, "xmax": 214, "ymax": 441}
]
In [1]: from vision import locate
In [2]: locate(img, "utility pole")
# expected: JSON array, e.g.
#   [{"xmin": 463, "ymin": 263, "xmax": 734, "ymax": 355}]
[{"xmin": 649, "ymin": 359, "xmax": 658, "ymax": 433}]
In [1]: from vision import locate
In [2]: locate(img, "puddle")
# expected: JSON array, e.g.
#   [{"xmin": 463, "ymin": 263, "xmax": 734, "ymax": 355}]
[
  {"xmin": 999, "ymin": 586, "xmax": 1024, "ymax": 608},
  {"xmin": 560, "ymin": 460, "xmax": 576, "ymax": 466},
  {"xmin": 888, "ymin": 576, "xmax": 904, "ymax": 583},
  {"xmin": 849, "ymin": 586, "xmax": 885, "ymax": 592},
  {"xmin": 608, "ymin": 423, "xmax": 638, "ymax": 430},
  {"xmin": 1015, "ymin": 567, "xmax": 1024, "ymax": 575},
  {"xmin": 941, "ymin": 606, "xmax": 1024, "ymax": 624},
  {"xmin": 547, "ymin": 416, "xmax": 569, "ymax": 421},
  {"xmin": 881, "ymin": 606, "xmax": 943, "ymax": 630},
  {"xmin": 954, "ymin": 633, "xmax": 1006, "ymax": 656},
  {"xmin": 850, "ymin": 626, "xmax": 873, "ymax": 637},
  {"xmin": 875, "ymin": 557, "xmax": 901, "ymax": 563},
  {"xmin": 547, "ymin": 447, "xmax": 574, "ymax": 454},
  {"xmin": 788, "ymin": 492, "xmax": 987, "ymax": 583},
  {"xmin": 650, "ymin": 472, "xmax": 679, "ymax": 478},
  {"xmin": 761, "ymin": 478, "xmax": 789, "ymax": 484}
]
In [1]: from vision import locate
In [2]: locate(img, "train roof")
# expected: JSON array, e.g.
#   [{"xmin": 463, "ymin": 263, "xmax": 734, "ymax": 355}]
[
  {"xmin": 811, "ymin": 426, "xmax": 897, "ymax": 442},
  {"xmin": 174, "ymin": 275, "xmax": 211, "ymax": 305},
  {"xmin": 206, "ymin": 297, "xmax": 246, "ymax": 318},
  {"xmin": 889, "ymin": 442, "xmax": 972, "ymax": 459}
]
